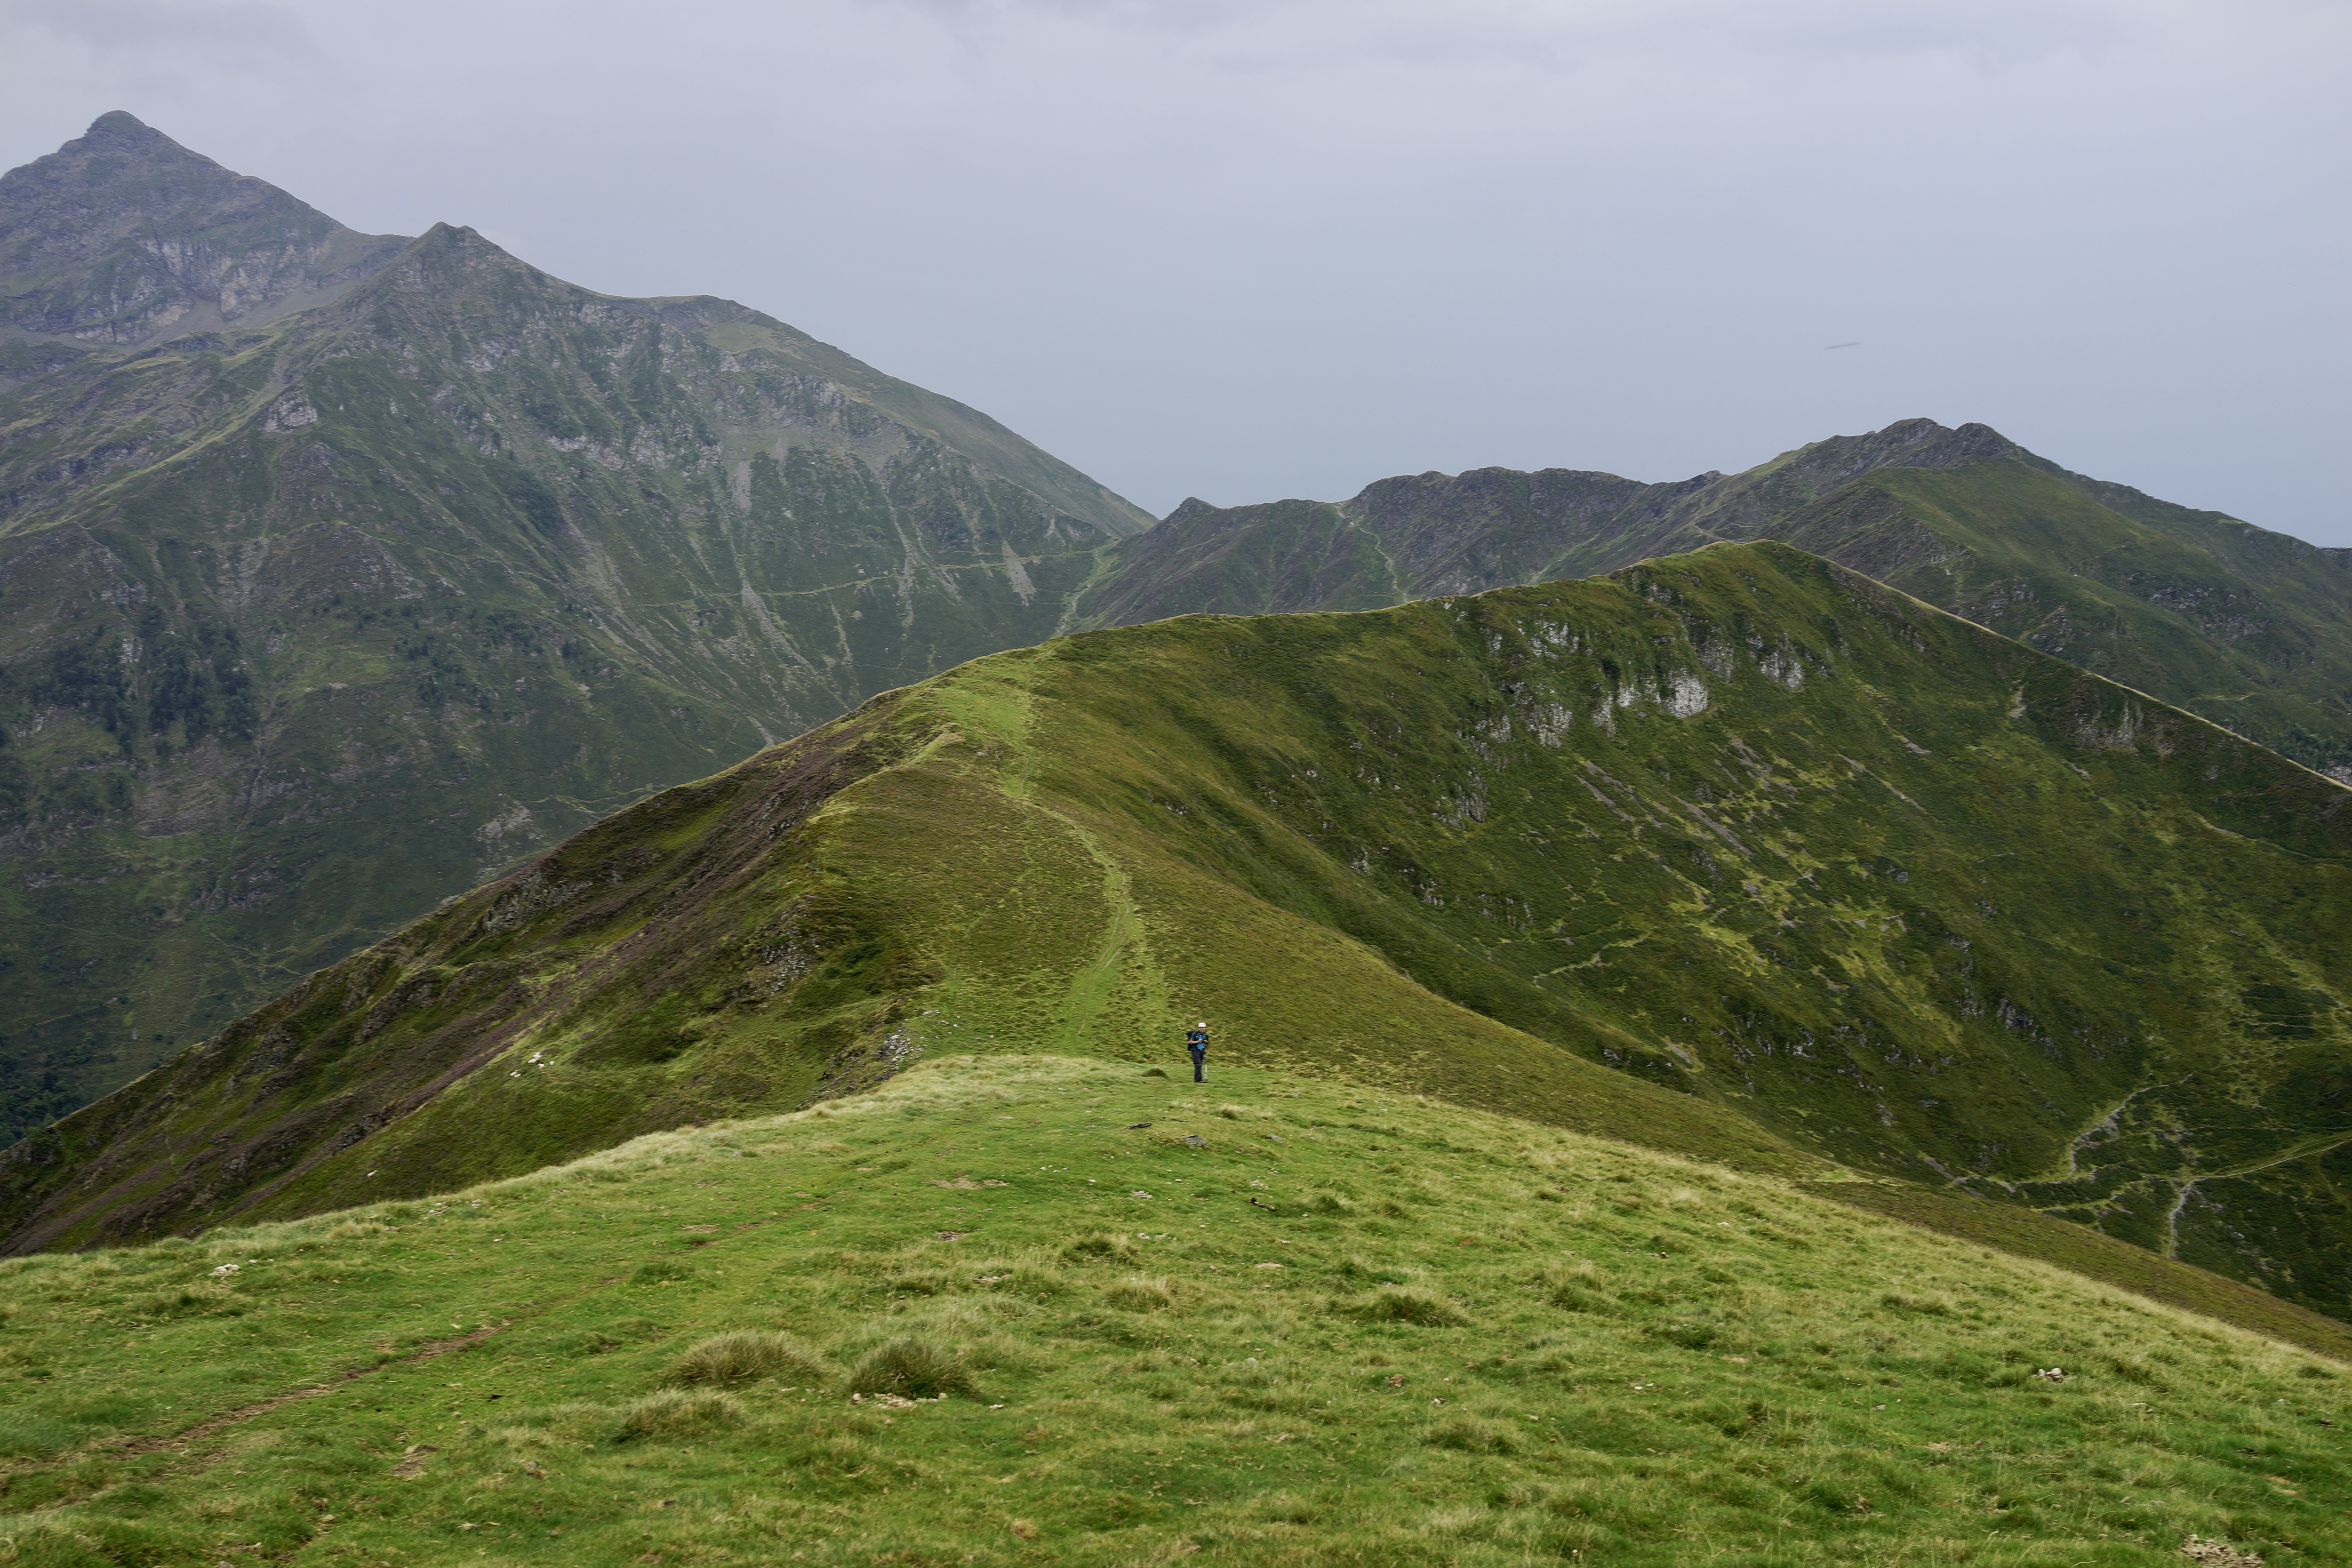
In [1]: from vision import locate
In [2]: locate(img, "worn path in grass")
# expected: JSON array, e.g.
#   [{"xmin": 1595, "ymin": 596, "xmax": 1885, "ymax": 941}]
[{"xmin": 0, "ymin": 1056, "xmax": 2345, "ymax": 1566}]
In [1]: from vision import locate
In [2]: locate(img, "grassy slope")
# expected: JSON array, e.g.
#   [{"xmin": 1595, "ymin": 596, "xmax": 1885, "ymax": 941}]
[
  {"xmin": 0, "ymin": 1055, "xmax": 2345, "ymax": 1568},
  {"xmin": 1773, "ymin": 458, "xmax": 2352, "ymax": 779},
  {"xmin": 0, "ymin": 222, "xmax": 1148, "ymax": 1135},
  {"xmin": 13, "ymin": 541, "xmax": 2351, "ymax": 1321},
  {"xmin": 1805, "ymin": 1182, "xmax": 2352, "ymax": 1360}
]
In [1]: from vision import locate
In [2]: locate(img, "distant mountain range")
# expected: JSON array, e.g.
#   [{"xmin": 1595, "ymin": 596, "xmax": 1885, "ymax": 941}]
[{"xmin": 1081, "ymin": 426, "xmax": 2352, "ymax": 786}]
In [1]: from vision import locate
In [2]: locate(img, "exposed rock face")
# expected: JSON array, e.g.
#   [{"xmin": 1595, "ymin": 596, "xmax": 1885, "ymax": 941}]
[{"xmin": 0, "ymin": 112, "xmax": 409, "ymax": 345}]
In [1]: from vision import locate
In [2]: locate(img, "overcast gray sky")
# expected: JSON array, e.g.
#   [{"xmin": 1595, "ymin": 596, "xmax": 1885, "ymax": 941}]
[{"xmin": 4, "ymin": 0, "xmax": 2345, "ymax": 542}]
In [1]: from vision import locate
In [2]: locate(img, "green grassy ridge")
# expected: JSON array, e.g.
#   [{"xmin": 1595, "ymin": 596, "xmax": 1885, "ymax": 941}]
[
  {"xmin": 13, "ymin": 540, "xmax": 2352, "ymax": 1320},
  {"xmin": 0, "ymin": 1054, "xmax": 2345, "ymax": 1568},
  {"xmin": 0, "ymin": 654, "xmax": 1818, "ymax": 1253},
  {"xmin": 0, "ymin": 207, "xmax": 1149, "ymax": 1135}
]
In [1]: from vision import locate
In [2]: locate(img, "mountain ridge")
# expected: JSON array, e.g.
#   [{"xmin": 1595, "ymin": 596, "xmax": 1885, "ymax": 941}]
[
  {"xmin": 11, "ymin": 539, "xmax": 2348, "ymax": 1325},
  {"xmin": 1082, "ymin": 423, "xmax": 2352, "ymax": 781}
]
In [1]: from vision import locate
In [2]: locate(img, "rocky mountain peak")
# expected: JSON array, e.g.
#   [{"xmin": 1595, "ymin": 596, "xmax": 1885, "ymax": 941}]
[
  {"xmin": 73, "ymin": 109, "xmax": 177, "ymax": 152},
  {"xmin": 1160, "ymin": 496, "xmax": 1221, "ymax": 526},
  {"xmin": 0, "ymin": 111, "xmax": 408, "ymax": 347}
]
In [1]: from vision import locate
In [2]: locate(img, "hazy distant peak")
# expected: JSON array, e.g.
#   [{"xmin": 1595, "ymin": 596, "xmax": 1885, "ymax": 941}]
[
  {"xmin": 76, "ymin": 110, "xmax": 180, "ymax": 152},
  {"xmin": 412, "ymin": 220, "xmax": 499, "ymax": 248},
  {"xmin": 3, "ymin": 110, "xmax": 324, "ymax": 230},
  {"xmin": 2, "ymin": 110, "xmax": 214, "ymax": 175},
  {"xmin": 0, "ymin": 111, "xmax": 409, "ymax": 348},
  {"xmin": 1794, "ymin": 417, "xmax": 2018, "ymax": 470},
  {"xmin": 390, "ymin": 221, "xmax": 517, "ymax": 268}
]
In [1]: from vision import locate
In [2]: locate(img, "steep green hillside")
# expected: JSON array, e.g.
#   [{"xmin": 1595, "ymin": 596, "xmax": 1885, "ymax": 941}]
[
  {"xmin": 0, "ymin": 1056, "xmax": 2343, "ymax": 1568},
  {"xmin": 1774, "ymin": 458, "xmax": 2352, "ymax": 779},
  {"xmin": 13, "ymin": 542, "xmax": 2350, "ymax": 1321},
  {"xmin": 1075, "ymin": 424, "xmax": 2352, "ymax": 779},
  {"xmin": 0, "ymin": 121, "xmax": 1151, "ymax": 1136}
]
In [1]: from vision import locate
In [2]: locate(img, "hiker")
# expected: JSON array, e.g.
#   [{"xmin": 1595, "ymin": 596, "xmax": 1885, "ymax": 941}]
[{"xmin": 1185, "ymin": 1021, "xmax": 1209, "ymax": 1082}]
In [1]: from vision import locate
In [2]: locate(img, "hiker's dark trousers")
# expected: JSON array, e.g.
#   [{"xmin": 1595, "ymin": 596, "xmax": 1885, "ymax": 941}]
[{"xmin": 1189, "ymin": 1048, "xmax": 1206, "ymax": 1082}]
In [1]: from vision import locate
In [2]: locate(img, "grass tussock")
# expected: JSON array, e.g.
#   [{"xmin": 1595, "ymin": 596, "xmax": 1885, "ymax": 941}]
[
  {"xmin": 970, "ymin": 1259, "xmax": 1070, "ymax": 1300},
  {"xmin": 614, "ymin": 1389, "xmax": 744, "ymax": 1440},
  {"xmin": 1103, "ymin": 1275, "xmax": 1177, "ymax": 1312},
  {"xmin": 846, "ymin": 1336, "xmax": 980, "ymax": 1400},
  {"xmin": 664, "ymin": 1331, "xmax": 828, "ymax": 1389},
  {"xmin": 1345, "ymin": 1285, "xmax": 1470, "ymax": 1327},
  {"xmin": 886, "ymin": 1269, "xmax": 955, "ymax": 1296},
  {"xmin": 1542, "ymin": 1259, "xmax": 1617, "ymax": 1315},
  {"xmin": 0, "ymin": 1417, "xmax": 74, "ymax": 1459},
  {"xmin": 1648, "ymin": 1317, "xmax": 1724, "ymax": 1351},
  {"xmin": 1426, "ymin": 1416, "xmax": 1518, "ymax": 1455},
  {"xmin": 1060, "ymin": 1231, "xmax": 1140, "ymax": 1264},
  {"xmin": 125, "ymin": 1281, "xmax": 239, "ymax": 1320},
  {"xmin": 1550, "ymin": 1282, "xmax": 1616, "ymax": 1314}
]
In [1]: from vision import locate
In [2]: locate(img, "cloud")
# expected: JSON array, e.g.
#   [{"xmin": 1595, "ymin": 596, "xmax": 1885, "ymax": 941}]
[
  {"xmin": 12, "ymin": 0, "xmax": 320, "ymax": 63},
  {"xmin": 0, "ymin": 0, "xmax": 2342, "ymax": 538},
  {"xmin": 871, "ymin": 0, "xmax": 2143, "ymax": 71}
]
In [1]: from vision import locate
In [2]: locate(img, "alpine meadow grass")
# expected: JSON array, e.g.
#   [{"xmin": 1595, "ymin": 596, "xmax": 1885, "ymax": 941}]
[{"xmin": 0, "ymin": 1055, "xmax": 2339, "ymax": 1565}]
